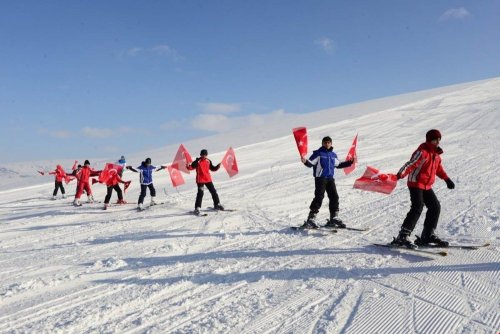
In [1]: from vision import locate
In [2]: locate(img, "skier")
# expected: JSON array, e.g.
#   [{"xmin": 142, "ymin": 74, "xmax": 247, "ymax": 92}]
[
  {"xmin": 73, "ymin": 160, "xmax": 101, "ymax": 206},
  {"xmin": 391, "ymin": 129, "xmax": 455, "ymax": 249},
  {"xmin": 127, "ymin": 158, "xmax": 164, "ymax": 210},
  {"xmin": 49, "ymin": 165, "xmax": 67, "ymax": 199},
  {"xmin": 102, "ymin": 169, "xmax": 131, "ymax": 210},
  {"xmin": 186, "ymin": 149, "xmax": 224, "ymax": 215},
  {"xmin": 301, "ymin": 136, "xmax": 353, "ymax": 229}
]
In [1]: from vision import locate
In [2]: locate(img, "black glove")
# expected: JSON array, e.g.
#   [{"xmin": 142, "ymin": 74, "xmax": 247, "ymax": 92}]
[
  {"xmin": 396, "ymin": 172, "xmax": 403, "ymax": 180},
  {"xmin": 445, "ymin": 178, "xmax": 455, "ymax": 189},
  {"xmin": 337, "ymin": 160, "xmax": 354, "ymax": 169}
]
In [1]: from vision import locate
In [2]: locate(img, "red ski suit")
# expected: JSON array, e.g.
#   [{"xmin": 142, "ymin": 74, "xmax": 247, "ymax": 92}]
[
  {"xmin": 398, "ymin": 142, "xmax": 449, "ymax": 190},
  {"xmin": 75, "ymin": 166, "xmax": 100, "ymax": 198},
  {"xmin": 187, "ymin": 157, "xmax": 220, "ymax": 184},
  {"xmin": 49, "ymin": 165, "xmax": 66, "ymax": 182}
]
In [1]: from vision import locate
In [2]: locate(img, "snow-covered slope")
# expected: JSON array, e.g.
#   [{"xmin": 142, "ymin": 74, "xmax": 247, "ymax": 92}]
[{"xmin": 0, "ymin": 78, "xmax": 499, "ymax": 333}]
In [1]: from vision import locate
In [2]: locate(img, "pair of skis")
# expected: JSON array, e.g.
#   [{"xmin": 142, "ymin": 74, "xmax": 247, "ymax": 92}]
[
  {"xmin": 191, "ymin": 207, "xmax": 237, "ymax": 217},
  {"xmin": 373, "ymin": 242, "xmax": 490, "ymax": 257}
]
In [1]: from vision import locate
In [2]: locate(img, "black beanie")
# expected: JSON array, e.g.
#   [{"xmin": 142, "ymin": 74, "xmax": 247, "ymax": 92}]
[
  {"xmin": 84, "ymin": 160, "xmax": 90, "ymax": 166},
  {"xmin": 145, "ymin": 157, "xmax": 152, "ymax": 164},
  {"xmin": 426, "ymin": 129, "xmax": 442, "ymax": 142},
  {"xmin": 200, "ymin": 149, "xmax": 208, "ymax": 156}
]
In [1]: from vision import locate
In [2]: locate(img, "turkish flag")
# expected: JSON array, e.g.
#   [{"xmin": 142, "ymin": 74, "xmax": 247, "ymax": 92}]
[
  {"xmin": 353, "ymin": 166, "xmax": 397, "ymax": 195},
  {"xmin": 99, "ymin": 163, "xmax": 123, "ymax": 184},
  {"xmin": 168, "ymin": 163, "xmax": 185, "ymax": 187},
  {"xmin": 344, "ymin": 134, "xmax": 358, "ymax": 175},
  {"xmin": 124, "ymin": 181, "xmax": 132, "ymax": 193},
  {"xmin": 172, "ymin": 144, "xmax": 193, "ymax": 174},
  {"xmin": 222, "ymin": 147, "xmax": 239, "ymax": 178},
  {"xmin": 292, "ymin": 127, "xmax": 308, "ymax": 158}
]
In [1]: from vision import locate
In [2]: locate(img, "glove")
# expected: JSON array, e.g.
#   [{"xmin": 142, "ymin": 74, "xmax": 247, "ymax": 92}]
[
  {"xmin": 337, "ymin": 160, "xmax": 354, "ymax": 168},
  {"xmin": 445, "ymin": 178, "xmax": 455, "ymax": 189},
  {"xmin": 396, "ymin": 172, "xmax": 402, "ymax": 180}
]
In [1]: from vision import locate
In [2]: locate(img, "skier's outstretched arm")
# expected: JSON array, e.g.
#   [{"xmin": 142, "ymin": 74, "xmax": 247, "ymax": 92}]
[{"xmin": 127, "ymin": 166, "xmax": 138, "ymax": 173}]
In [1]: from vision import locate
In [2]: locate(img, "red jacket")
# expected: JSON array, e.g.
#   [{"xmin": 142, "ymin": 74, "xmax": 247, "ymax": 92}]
[
  {"xmin": 398, "ymin": 142, "xmax": 449, "ymax": 190},
  {"xmin": 188, "ymin": 157, "xmax": 220, "ymax": 183},
  {"xmin": 77, "ymin": 166, "xmax": 100, "ymax": 184},
  {"xmin": 49, "ymin": 165, "xmax": 66, "ymax": 182},
  {"xmin": 105, "ymin": 173, "xmax": 123, "ymax": 187}
]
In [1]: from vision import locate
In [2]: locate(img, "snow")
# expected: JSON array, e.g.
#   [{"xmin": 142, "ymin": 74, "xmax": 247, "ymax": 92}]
[{"xmin": 1, "ymin": 78, "xmax": 499, "ymax": 333}]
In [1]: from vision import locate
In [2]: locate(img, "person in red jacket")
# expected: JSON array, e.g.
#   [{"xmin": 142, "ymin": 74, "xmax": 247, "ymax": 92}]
[
  {"xmin": 73, "ymin": 160, "xmax": 101, "ymax": 206},
  {"xmin": 49, "ymin": 165, "xmax": 67, "ymax": 199},
  {"xmin": 102, "ymin": 169, "xmax": 131, "ymax": 210},
  {"xmin": 186, "ymin": 149, "xmax": 224, "ymax": 215},
  {"xmin": 392, "ymin": 129, "xmax": 455, "ymax": 248}
]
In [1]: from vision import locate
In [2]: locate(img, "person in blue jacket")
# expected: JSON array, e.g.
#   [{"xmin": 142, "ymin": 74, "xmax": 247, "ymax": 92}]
[
  {"xmin": 127, "ymin": 158, "xmax": 165, "ymax": 210},
  {"xmin": 301, "ymin": 136, "xmax": 353, "ymax": 229}
]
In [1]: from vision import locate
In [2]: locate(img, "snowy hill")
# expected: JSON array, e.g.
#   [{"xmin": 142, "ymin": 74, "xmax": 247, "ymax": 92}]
[{"xmin": 0, "ymin": 78, "xmax": 499, "ymax": 333}]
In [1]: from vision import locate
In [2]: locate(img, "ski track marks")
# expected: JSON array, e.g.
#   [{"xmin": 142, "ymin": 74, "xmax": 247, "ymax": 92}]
[{"xmin": 1, "ymin": 79, "xmax": 499, "ymax": 333}]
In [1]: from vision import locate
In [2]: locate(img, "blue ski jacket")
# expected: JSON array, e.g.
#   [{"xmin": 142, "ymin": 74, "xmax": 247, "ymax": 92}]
[
  {"xmin": 137, "ymin": 165, "xmax": 156, "ymax": 185},
  {"xmin": 305, "ymin": 146, "xmax": 340, "ymax": 178}
]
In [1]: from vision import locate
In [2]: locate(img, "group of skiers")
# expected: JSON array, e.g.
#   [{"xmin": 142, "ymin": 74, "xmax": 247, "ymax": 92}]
[
  {"xmin": 48, "ymin": 150, "xmax": 224, "ymax": 214},
  {"xmin": 300, "ymin": 129, "xmax": 455, "ymax": 249},
  {"xmin": 46, "ymin": 128, "xmax": 454, "ymax": 249}
]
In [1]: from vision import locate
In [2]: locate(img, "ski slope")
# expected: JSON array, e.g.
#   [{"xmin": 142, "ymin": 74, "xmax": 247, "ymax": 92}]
[{"xmin": 0, "ymin": 78, "xmax": 499, "ymax": 333}]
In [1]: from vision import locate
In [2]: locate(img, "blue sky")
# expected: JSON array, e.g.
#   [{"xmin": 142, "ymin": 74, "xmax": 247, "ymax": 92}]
[{"xmin": 1, "ymin": 1, "xmax": 499, "ymax": 163}]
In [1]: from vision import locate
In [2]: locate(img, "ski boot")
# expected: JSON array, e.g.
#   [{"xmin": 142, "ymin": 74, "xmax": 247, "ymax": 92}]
[
  {"xmin": 62, "ymin": 194, "xmax": 66, "ymax": 199},
  {"xmin": 301, "ymin": 212, "xmax": 319, "ymax": 229},
  {"xmin": 214, "ymin": 203, "xmax": 225, "ymax": 211},
  {"xmin": 103, "ymin": 203, "xmax": 108, "ymax": 210},
  {"xmin": 52, "ymin": 195, "xmax": 57, "ymax": 200},
  {"xmin": 150, "ymin": 197, "xmax": 157, "ymax": 206},
  {"xmin": 87, "ymin": 195, "xmax": 95, "ymax": 203},
  {"xmin": 194, "ymin": 207, "xmax": 201, "ymax": 215},
  {"xmin": 325, "ymin": 215, "xmax": 346, "ymax": 229},
  {"xmin": 390, "ymin": 229, "xmax": 417, "ymax": 249},
  {"xmin": 415, "ymin": 235, "xmax": 449, "ymax": 247},
  {"xmin": 73, "ymin": 199, "xmax": 82, "ymax": 207},
  {"xmin": 137, "ymin": 203, "xmax": 144, "ymax": 211}
]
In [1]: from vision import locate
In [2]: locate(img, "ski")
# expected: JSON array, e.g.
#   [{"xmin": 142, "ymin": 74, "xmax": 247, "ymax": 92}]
[
  {"xmin": 291, "ymin": 226, "xmax": 338, "ymax": 233},
  {"xmin": 206, "ymin": 207, "xmax": 237, "ymax": 212},
  {"xmin": 192, "ymin": 211, "xmax": 209, "ymax": 217},
  {"xmin": 418, "ymin": 242, "xmax": 490, "ymax": 250},
  {"xmin": 373, "ymin": 243, "xmax": 448, "ymax": 257},
  {"xmin": 321, "ymin": 225, "xmax": 369, "ymax": 232}
]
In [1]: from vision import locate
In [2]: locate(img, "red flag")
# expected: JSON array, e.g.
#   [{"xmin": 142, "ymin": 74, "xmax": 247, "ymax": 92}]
[
  {"xmin": 124, "ymin": 181, "xmax": 131, "ymax": 193},
  {"xmin": 172, "ymin": 144, "xmax": 193, "ymax": 174},
  {"xmin": 292, "ymin": 127, "xmax": 308, "ymax": 158},
  {"xmin": 344, "ymin": 134, "xmax": 358, "ymax": 175},
  {"xmin": 168, "ymin": 163, "xmax": 185, "ymax": 187},
  {"xmin": 92, "ymin": 178, "xmax": 99, "ymax": 185},
  {"xmin": 71, "ymin": 160, "xmax": 78, "ymax": 170},
  {"xmin": 222, "ymin": 147, "xmax": 239, "ymax": 178},
  {"xmin": 98, "ymin": 163, "xmax": 123, "ymax": 184},
  {"xmin": 353, "ymin": 166, "xmax": 397, "ymax": 194},
  {"xmin": 64, "ymin": 175, "xmax": 75, "ymax": 184}
]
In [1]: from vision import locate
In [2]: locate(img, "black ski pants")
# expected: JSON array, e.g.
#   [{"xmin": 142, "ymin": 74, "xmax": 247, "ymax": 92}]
[
  {"xmin": 104, "ymin": 184, "xmax": 123, "ymax": 204},
  {"xmin": 401, "ymin": 187, "xmax": 441, "ymax": 238},
  {"xmin": 138, "ymin": 184, "xmax": 156, "ymax": 204},
  {"xmin": 309, "ymin": 177, "xmax": 339, "ymax": 217},
  {"xmin": 195, "ymin": 182, "xmax": 220, "ymax": 209},
  {"xmin": 53, "ymin": 181, "xmax": 65, "ymax": 196}
]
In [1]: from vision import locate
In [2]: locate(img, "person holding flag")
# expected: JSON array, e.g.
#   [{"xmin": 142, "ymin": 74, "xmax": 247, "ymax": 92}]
[
  {"xmin": 102, "ymin": 169, "xmax": 131, "ymax": 210},
  {"xmin": 73, "ymin": 160, "xmax": 101, "ymax": 206},
  {"xmin": 127, "ymin": 158, "xmax": 165, "ymax": 210},
  {"xmin": 48, "ymin": 165, "xmax": 69, "ymax": 199},
  {"xmin": 301, "ymin": 136, "xmax": 354, "ymax": 229},
  {"xmin": 186, "ymin": 149, "xmax": 224, "ymax": 215},
  {"xmin": 391, "ymin": 129, "xmax": 455, "ymax": 249}
]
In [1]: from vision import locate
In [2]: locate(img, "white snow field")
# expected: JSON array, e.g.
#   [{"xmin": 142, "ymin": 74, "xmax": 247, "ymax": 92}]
[{"xmin": 1, "ymin": 78, "xmax": 499, "ymax": 333}]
